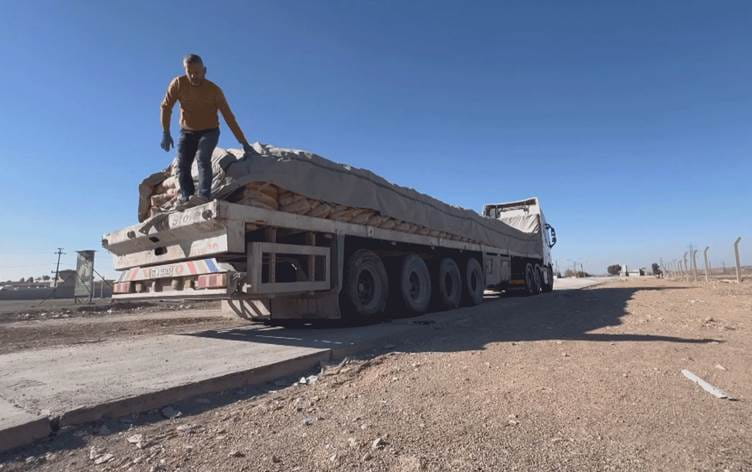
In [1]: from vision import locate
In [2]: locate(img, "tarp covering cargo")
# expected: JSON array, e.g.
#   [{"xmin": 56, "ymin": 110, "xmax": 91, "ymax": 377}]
[
  {"xmin": 138, "ymin": 143, "xmax": 542, "ymax": 258},
  {"xmin": 495, "ymin": 214, "xmax": 541, "ymax": 234}
]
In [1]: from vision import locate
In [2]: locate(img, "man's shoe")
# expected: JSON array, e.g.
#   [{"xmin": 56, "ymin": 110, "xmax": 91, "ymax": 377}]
[
  {"xmin": 189, "ymin": 195, "xmax": 210, "ymax": 206},
  {"xmin": 175, "ymin": 196, "xmax": 191, "ymax": 211}
]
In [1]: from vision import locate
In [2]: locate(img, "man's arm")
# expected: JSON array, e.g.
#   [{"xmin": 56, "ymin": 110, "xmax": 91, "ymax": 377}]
[
  {"xmin": 217, "ymin": 88, "xmax": 249, "ymax": 145},
  {"xmin": 159, "ymin": 78, "xmax": 179, "ymax": 151},
  {"xmin": 160, "ymin": 78, "xmax": 179, "ymax": 132}
]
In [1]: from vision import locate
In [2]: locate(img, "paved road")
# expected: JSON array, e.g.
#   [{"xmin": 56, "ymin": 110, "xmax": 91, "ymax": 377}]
[
  {"xmin": 553, "ymin": 277, "xmax": 606, "ymax": 290},
  {"xmin": 0, "ymin": 279, "xmax": 599, "ymax": 452}
]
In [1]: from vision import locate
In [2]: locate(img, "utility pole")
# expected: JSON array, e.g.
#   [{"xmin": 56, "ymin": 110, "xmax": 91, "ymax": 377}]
[{"xmin": 52, "ymin": 248, "xmax": 65, "ymax": 288}]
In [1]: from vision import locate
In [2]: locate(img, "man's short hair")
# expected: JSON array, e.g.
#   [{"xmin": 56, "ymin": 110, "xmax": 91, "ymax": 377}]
[{"xmin": 183, "ymin": 54, "xmax": 203, "ymax": 66}]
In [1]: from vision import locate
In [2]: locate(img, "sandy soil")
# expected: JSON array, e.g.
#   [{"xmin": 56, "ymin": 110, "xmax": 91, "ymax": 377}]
[{"xmin": 2, "ymin": 278, "xmax": 751, "ymax": 471}]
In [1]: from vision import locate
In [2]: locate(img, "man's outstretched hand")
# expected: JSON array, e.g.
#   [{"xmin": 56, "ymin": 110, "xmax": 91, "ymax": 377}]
[{"xmin": 161, "ymin": 132, "xmax": 174, "ymax": 152}]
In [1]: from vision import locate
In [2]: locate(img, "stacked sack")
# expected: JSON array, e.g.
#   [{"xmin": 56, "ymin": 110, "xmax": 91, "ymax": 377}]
[{"xmin": 139, "ymin": 145, "xmax": 473, "ymax": 244}]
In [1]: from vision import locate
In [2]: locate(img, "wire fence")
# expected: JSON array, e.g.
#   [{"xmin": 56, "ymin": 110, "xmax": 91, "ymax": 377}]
[{"xmin": 663, "ymin": 237, "xmax": 746, "ymax": 284}]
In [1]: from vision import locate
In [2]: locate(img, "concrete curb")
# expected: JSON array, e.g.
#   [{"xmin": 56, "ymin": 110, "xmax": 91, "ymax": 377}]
[
  {"xmin": 0, "ymin": 398, "xmax": 52, "ymax": 453},
  {"xmin": 0, "ymin": 417, "xmax": 51, "ymax": 453},
  {"xmin": 54, "ymin": 322, "xmax": 425, "ymax": 427},
  {"xmin": 0, "ymin": 323, "xmax": 421, "ymax": 454},
  {"xmin": 58, "ymin": 350, "xmax": 332, "ymax": 428}
]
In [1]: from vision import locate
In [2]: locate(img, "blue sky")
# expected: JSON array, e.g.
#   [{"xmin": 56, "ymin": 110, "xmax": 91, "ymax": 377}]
[{"xmin": 0, "ymin": 0, "xmax": 750, "ymax": 280}]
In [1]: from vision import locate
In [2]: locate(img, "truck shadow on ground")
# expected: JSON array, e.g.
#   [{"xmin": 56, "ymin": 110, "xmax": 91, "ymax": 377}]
[{"xmin": 185, "ymin": 286, "xmax": 721, "ymax": 352}]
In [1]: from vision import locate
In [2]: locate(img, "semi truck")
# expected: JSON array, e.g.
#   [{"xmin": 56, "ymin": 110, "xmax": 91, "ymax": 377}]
[{"xmin": 103, "ymin": 146, "xmax": 557, "ymax": 322}]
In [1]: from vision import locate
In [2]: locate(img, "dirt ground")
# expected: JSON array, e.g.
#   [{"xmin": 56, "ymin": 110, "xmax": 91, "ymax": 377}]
[
  {"xmin": 2, "ymin": 278, "xmax": 751, "ymax": 471},
  {"xmin": 0, "ymin": 300, "xmax": 244, "ymax": 354}
]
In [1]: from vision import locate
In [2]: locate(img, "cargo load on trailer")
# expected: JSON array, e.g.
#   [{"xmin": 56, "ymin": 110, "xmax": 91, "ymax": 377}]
[
  {"xmin": 105, "ymin": 143, "xmax": 557, "ymax": 322},
  {"xmin": 139, "ymin": 143, "xmax": 542, "ymax": 257}
]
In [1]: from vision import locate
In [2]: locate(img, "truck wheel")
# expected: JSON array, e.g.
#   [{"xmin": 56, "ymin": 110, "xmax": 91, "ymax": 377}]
[
  {"xmin": 524, "ymin": 263, "xmax": 536, "ymax": 296},
  {"xmin": 434, "ymin": 257, "xmax": 462, "ymax": 310},
  {"xmin": 463, "ymin": 257, "xmax": 485, "ymax": 306},
  {"xmin": 534, "ymin": 264, "xmax": 544, "ymax": 294},
  {"xmin": 342, "ymin": 249, "xmax": 388, "ymax": 322},
  {"xmin": 542, "ymin": 266, "xmax": 554, "ymax": 292},
  {"xmin": 398, "ymin": 254, "xmax": 432, "ymax": 314}
]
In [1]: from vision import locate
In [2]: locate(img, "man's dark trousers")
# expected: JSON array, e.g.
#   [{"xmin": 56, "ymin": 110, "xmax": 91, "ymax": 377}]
[{"xmin": 177, "ymin": 128, "xmax": 220, "ymax": 200}]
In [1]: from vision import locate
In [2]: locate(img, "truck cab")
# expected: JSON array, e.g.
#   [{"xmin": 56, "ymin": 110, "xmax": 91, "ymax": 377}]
[{"xmin": 483, "ymin": 197, "xmax": 557, "ymax": 289}]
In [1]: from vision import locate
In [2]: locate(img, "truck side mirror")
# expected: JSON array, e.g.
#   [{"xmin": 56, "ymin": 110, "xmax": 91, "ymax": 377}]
[{"xmin": 545, "ymin": 224, "xmax": 557, "ymax": 248}]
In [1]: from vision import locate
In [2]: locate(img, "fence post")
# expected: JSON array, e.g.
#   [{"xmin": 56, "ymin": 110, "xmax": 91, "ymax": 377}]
[
  {"xmin": 734, "ymin": 237, "xmax": 742, "ymax": 283},
  {"xmin": 703, "ymin": 246, "xmax": 710, "ymax": 282},
  {"xmin": 691, "ymin": 249, "xmax": 698, "ymax": 282},
  {"xmin": 683, "ymin": 252, "xmax": 689, "ymax": 280}
]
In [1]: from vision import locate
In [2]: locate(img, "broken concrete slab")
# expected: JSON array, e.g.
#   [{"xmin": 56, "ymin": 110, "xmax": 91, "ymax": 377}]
[
  {"xmin": 0, "ymin": 333, "xmax": 332, "ymax": 428},
  {"xmin": 0, "ymin": 397, "xmax": 50, "ymax": 452}
]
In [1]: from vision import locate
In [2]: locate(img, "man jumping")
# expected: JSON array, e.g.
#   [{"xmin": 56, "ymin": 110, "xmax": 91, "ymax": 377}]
[{"xmin": 160, "ymin": 53, "xmax": 254, "ymax": 208}]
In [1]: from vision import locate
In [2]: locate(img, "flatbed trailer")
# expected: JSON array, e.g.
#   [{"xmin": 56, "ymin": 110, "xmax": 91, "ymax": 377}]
[{"xmin": 103, "ymin": 197, "xmax": 556, "ymax": 322}]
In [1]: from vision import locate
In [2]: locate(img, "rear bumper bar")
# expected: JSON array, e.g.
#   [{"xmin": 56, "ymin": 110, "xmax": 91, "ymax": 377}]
[{"xmin": 112, "ymin": 287, "xmax": 234, "ymax": 300}]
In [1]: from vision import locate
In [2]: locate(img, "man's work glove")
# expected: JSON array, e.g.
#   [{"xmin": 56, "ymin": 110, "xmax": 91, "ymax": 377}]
[
  {"xmin": 242, "ymin": 141, "xmax": 259, "ymax": 157},
  {"xmin": 161, "ymin": 132, "xmax": 174, "ymax": 152}
]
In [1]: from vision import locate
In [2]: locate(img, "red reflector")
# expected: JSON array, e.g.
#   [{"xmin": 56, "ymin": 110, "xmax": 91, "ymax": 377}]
[
  {"xmin": 113, "ymin": 282, "xmax": 131, "ymax": 294},
  {"xmin": 196, "ymin": 273, "xmax": 227, "ymax": 289}
]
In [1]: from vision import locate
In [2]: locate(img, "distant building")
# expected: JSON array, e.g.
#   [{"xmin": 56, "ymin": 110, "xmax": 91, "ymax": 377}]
[
  {"xmin": 620, "ymin": 265, "xmax": 645, "ymax": 277},
  {"xmin": 56, "ymin": 270, "xmax": 77, "ymax": 288},
  {"xmin": 0, "ymin": 280, "xmax": 52, "ymax": 290}
]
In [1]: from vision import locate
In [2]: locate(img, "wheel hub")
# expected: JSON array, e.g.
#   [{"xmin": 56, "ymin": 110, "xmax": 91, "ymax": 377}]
[
  {"xmin": 356, "ymin": 270, "xmax": 375, "ymax": 304},
  {"xmin": 408, "ymin": 272, "xmax": 421, "ymax": 300}
]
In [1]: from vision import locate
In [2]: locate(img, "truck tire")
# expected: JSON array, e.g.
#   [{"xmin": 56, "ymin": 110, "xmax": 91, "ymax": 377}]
[
  {"xmin": 342, "ymin": 249, "xmax": 388, "ymax": 322},
  {"xmin": 542, "ymin": 266, "xmax": 554, "ymax": 292},
  {"xmin": 534, "ymin": 264, "xmax": 544, "ymax": 295},
  {"xmin": 434, "ymin": 257, "xmax": 462, "ymax": 310},
  {"xmin": 398, "ymin": 254, "xmax": 432, "ymax": 314},
  {"xmin": 463, "ymin": 257, "xmax": 485, "ymax": 306},
  {"xmin": 524, "ymin": 263, "xmax": 536, "ymax": 296}
]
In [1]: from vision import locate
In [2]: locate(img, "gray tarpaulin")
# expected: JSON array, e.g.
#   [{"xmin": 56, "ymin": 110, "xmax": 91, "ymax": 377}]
[
  {"xmin": 496, "ymin": 214, "xmax": 541, "ymax": 234},
  {"xmin": 139, "ymin": 143, "xmax": 542, "ymax": 258}
]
